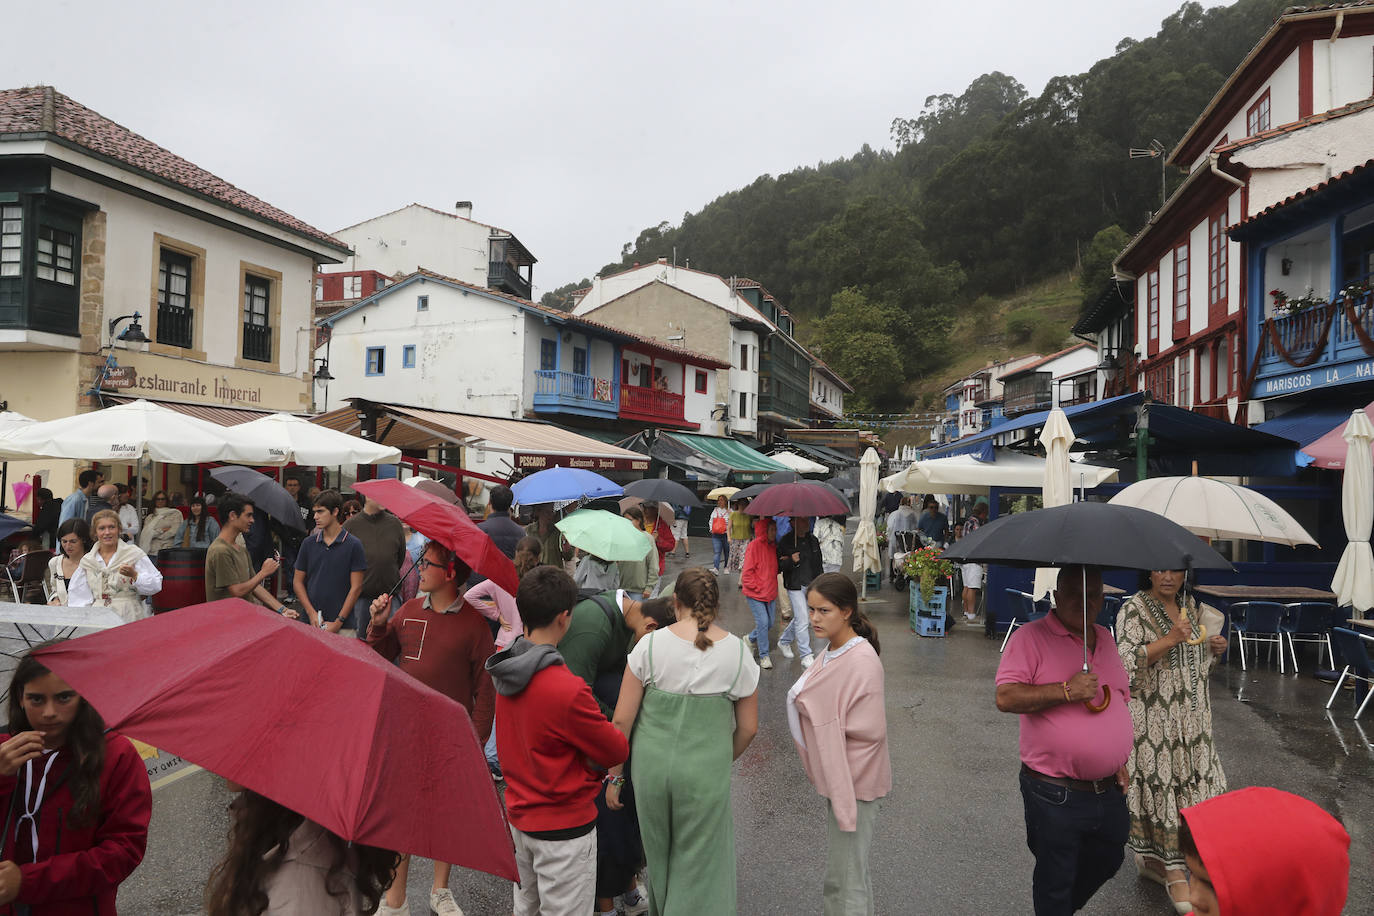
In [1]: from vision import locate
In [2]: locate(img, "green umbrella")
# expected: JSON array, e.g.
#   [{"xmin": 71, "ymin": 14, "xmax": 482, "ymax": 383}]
[{"xmin": 556, "ymin": 509, "xmax": 654, "ymax": 561}]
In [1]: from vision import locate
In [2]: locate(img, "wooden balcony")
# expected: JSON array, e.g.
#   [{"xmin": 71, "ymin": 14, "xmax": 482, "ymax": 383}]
[
  {"xmin": 532, "ymin": 369, "xmax": 618, "ymax": 419},
  {"xmin": 620, "ymin": 384, "xmax": 690, "ymax": 426}
]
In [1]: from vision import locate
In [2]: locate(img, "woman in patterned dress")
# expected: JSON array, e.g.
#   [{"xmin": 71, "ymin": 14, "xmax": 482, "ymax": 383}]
[
  {"xmin": 1116, "ymin": 568, "xmax": 1229, "ymax": 913},
  {"xmin": 66, "ymin": 510, "xmax": 163, "ymax": 623}
]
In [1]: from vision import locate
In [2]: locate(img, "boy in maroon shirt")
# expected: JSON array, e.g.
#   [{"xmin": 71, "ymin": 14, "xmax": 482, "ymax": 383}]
[
  {"xmin": 367, "ymin": 541, "xmax": 495, "ymax": 916},
  {"xmin": 486, "ymin": 566, "xmax": 629, "ymax": 916}
]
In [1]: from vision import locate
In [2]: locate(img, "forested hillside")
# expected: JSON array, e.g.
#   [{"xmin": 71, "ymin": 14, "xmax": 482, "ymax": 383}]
[{"xmin": 545, "ymin": 0, "xmax": 1291, "ymax": 411}]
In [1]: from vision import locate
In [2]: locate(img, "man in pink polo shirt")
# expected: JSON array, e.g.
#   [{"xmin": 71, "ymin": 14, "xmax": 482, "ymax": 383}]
[{"xmin": 995, "ymin": 565, "xmax": 1132, "ymax": 916}]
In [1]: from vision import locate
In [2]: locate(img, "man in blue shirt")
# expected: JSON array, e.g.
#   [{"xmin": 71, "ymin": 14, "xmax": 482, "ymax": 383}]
[
  {"xmin": 916, "ymin": 496, "xmax": 949, "ymax": 546},
  {"xmin": 58, "ymin": 469, "xmax": 102, "ymax": 526},
  {"xmin": 293, "ymin": 489, "xmax": 367, "ymax": 633}
]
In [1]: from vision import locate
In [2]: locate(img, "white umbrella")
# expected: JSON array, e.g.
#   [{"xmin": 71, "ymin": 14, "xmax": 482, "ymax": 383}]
[
  {"xmin": 0, "ymin": 400, "xmax": 254, "ymax": 463},
  {"xmin": 1333, "ymin": 410, "xmax": 1374, "ymax": 616},
  {"xmin": 852, "ymin": 447, "xmax": 881, "ymax": 598},
  {"xmin": 768, "ymin": 451, "xmax": 829, "ymax": 474},
  {"xmin": 1108, "ymin": 477, "xmax": 1318, "ymax": 547},
  {"xmin": 880, "ymin": 451, "xmax": 1118, "ymax": 495},
  {"xmin": 1032, "ymin": 409, "xmax": 1075, "ymax": 600},
  {"xmin": 232, "ymin": 413, "xmax": 400, "ymax": 466},
  {"xmin": 0, "ymin": 602, "xmax": 124, "ymax": 701}
]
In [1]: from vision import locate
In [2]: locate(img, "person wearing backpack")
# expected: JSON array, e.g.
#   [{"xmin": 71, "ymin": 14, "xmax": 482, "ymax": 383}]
[{"xmin": 708, "ymin": 496, "xmax": 731, "ymax": 575}]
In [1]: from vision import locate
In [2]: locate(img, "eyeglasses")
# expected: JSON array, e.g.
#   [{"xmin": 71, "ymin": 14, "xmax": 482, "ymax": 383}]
[{"xmin": 416, "ymin": 558, "xmax": 442, "ymax": 570}]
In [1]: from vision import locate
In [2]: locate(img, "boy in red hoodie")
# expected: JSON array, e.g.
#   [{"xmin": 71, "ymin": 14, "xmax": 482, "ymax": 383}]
[
  {"xmin": 486, "ymin": 566, "xmax": 629, "ymax": 916},
  {"xmin": 1179, "ymin": 787, "xmax": 1349, "ymax": 916},
  {"xmin": 741, "ymin": 518, "xmax": 779, "ymax": 670}
]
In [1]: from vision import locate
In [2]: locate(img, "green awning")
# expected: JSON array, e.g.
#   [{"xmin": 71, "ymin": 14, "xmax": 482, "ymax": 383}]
[{"xmin": 663, "ymin": 432, "xmax": 790, "ymax": 483}]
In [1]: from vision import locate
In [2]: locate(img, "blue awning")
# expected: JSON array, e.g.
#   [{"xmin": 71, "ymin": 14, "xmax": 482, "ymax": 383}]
[
  {"xmin": 1254, "ymin": 398, "xmax": 1372, "ymax": 448},
  {"xmin": 922, "ymin": 393, "xmax": 1140, "ymax": 459}
]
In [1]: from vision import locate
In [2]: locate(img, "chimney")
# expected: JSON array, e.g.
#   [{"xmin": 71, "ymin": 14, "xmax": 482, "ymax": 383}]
[{"xmin": 454, "ymin": 200, "xmax": 473, "ymax": 219}]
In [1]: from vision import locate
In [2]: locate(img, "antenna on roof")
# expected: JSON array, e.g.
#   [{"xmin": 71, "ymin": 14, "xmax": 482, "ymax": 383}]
[{"xmin": 1128, "ymin": 139, "xmax": 1167, "ymax": 209}]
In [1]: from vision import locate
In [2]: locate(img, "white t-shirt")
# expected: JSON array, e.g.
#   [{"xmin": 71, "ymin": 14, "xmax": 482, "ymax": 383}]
[{"xmin": 627, "ymin": 628, "xmax": 760, "ymax": 700}]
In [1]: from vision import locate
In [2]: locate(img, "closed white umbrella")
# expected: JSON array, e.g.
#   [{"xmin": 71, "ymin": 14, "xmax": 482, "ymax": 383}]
[
  {"xmin": 852, "ymin": 447, "xmax": 881, "ymax": 598},
  {"xmin": 1333, "ymin": 410, "xmax": 1374, "ymax": 616},
  {"xmin": 1108, "ymin": 477, "xmax": 1317, "ymax": 547},
  {"xmin": 0, "ymin": 400, "xmax": 250, "ymax": 463},
  {"xmin": 880, "ymin": 452, "xmax": 1118, "ymax": 495},
  {"xmin": 1032, "ymin": 409, "xmax": 1075, "ymax": 600},
  {"xmin": 233, "ymin": 413, "xmax": 401, "ymax": 466}
]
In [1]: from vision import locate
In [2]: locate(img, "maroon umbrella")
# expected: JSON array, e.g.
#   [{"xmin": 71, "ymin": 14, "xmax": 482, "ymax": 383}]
[
  {"xmin": 744, "ymin": 481, "xmax": 849, "ymax": 518},
  {"xmin": 35, "ymin": 601, "xmax": 517, "ymax": 880},
  {"xmin": 354, "ymin": 479, "xmax": 519, "ymax": 595}
]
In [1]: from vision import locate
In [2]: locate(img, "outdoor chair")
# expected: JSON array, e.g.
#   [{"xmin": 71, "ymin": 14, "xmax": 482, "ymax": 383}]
[
  {"xmin": 1229, "ymin": 601, "xmax": 1288, "ymax": 673},
  {"xmin": 4, "ymin": 549, "xmax": 51, "ymax": 605},
  {"xmin": 1096, "ymin": 595, "xmax": 1122, "ymax": 638},
  {"xmin": 999, "ymin": 590, "xmax": 1047, "ymax": 653},
  {"xmin": 1325, "ymin": 628, "xmax": 1374, "ymax": 720},
  {"xmin": 1281, "ymin": 602, "xmax": 1337, "ymax": 673}
]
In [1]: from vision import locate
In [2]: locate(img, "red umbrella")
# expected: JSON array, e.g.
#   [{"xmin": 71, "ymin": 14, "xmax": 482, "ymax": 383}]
[
  {"xmin": 355, "ymin": 478, "xmax": 519, "ymax": 595},
  {"xmin": 34, "ymin": 601, "xmax": 517, "ymax": 881},
  {"xmin": 744, "ymin": 481, "xmax": 849, "ymax": 518}
]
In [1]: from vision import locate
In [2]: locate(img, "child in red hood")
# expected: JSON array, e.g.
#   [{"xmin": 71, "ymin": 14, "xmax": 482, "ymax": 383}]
[
  {"xmin": 741, "ymin": 518, "xmax": 779, "ymax": 670},
  {"xmin": 1179, "ymin": 786, "xmax": 1349, "ymax": 916}
]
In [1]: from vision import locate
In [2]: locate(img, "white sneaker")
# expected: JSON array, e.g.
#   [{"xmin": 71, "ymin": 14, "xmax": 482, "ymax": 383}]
[
  {"xmin": 779, "ymin": 643, "xmax": 796, "ymax": 659},
  {"xmin": 759, "ymin": 656, "xmax": 773, "ymax": 670},
  {"xmin": 800, "ymin": 654, "xmax": 815, "ymax": 669},
  {"xmin": 429, "ymin": 889, "xmax": 464, "ymax": 916},
  {"xmin": 620, "ymin": 887, "xmax": 650, "ymax": 916},
  {"xmin": 373, "ymin": 898, "xmax": 408, "ymax": 916}
]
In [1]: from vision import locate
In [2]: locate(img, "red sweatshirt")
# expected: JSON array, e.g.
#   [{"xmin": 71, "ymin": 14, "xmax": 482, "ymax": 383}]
[
  {"xmin": 0, "ymin": 732, "xmax": 152, "ymax": 916},
  {"xmin": 367, "ymin": 596, "xmax": 497, "ymax": 743},
  {"xmin": 491, "ymin": 647, "xmax": 628, "ymax": 833},
  {"xmin": 741, "ymin": 519, "xmax": 779, "ymax": 601}
]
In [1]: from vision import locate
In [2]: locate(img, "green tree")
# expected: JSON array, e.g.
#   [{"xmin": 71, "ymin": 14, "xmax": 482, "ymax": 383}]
[
  {"xmin": 1078, "ymin": 225, "xmax": 1133, "ymax": 309},
  {"xmin": 810, "ymin": 288, "xmax": 905, "ymax": 412}
]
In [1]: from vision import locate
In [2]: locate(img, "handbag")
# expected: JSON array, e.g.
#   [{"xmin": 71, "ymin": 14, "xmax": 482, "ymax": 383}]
[{"xmin": 710, "ymin": 513, "xmax": 727, "ymax": 535}]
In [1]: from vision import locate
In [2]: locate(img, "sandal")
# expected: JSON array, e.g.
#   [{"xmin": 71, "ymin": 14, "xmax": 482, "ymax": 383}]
[
  {"xmin": 1166, "ymin": 878, "xmax": 1191, "ymax": 914},
  {"xmin": 1134, "ymin": 854, "xmax": 1167, "ymax": 887}
]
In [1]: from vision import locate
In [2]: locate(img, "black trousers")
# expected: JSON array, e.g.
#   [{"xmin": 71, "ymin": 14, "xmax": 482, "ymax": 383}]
[{"xmin": 1019, "ymin": 768, "xmax": 1128, "ymax": 915}]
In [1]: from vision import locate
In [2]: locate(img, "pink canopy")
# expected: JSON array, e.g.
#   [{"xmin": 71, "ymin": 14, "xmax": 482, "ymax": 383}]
[{"xmin": 1304, "ymin": 403, "xmax": 1374, "ymax": 469}]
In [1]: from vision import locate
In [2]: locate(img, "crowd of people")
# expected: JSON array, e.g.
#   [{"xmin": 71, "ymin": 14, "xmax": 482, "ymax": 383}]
[{"xmin": 0, "ymin": 473, "xmax": 1357, "ymax": 916}]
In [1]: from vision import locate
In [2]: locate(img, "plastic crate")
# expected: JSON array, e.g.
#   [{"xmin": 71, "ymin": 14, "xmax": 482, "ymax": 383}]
[
  {"xmin": 865, "ymin": 570, "xmax": 882, "ymax": 590},
  {"xmin": 914, "ymin": 612, "xmax": 946, "ymax": 637},
  {"xmin": 909, "ymin": 585, "xmax": 949, "ymax": 636}
]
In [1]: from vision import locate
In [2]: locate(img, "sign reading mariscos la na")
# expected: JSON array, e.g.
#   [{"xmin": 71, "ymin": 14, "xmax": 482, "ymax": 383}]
[
  {"xmin": 1255, "ymin": 359, "xmax": 1374, "ymax": 396},
  {"xmin": 516, "ymin": 453, "xmax": 649, "ymax": 472}
]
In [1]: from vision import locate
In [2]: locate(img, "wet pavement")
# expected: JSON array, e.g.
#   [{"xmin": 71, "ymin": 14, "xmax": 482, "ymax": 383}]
[{"xmin": 121, "ymin": 538, "xmax": 1374, "ymax": 914}]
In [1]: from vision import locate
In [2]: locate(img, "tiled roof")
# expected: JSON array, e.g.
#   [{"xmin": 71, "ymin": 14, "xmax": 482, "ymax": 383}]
[
  {"xmin": 999, "ymin": 342, "xmax": 1095, "ymax": 378},
  {"xmin": 0, "ymin": 86, "xmax": 348, "ymax": 253},
  {"xmin": 1231, "ymin": 158, "xmax": 1374, "ymax": 231},
  {"xmin": 1215, "ymin": 97, "xmax": 1374, "ymax": 154}
]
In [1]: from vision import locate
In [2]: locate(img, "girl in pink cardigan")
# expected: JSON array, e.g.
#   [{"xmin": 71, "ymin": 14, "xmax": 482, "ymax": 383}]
[{"xmin": 787, "ymin": 572, "xmax": 891, "ymax": 916}]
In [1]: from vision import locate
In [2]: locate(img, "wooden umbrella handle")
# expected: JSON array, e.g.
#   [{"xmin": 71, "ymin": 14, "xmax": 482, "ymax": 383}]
[
  {"xmin": 1083, "ymin": 686, "xmax": 1111, "ymax": 713},
  {"xmin": 1180, "ymin": 606, "xmax": 1207, "ymax": 646}
]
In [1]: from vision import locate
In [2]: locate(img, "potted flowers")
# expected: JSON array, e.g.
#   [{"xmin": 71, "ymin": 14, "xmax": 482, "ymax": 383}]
[
  {"xmin": 1270, "ymin": 288, "xmax": 1328, "ymax": 316},
  {"xmin": 903, "ymin": 546, "xmax": 954, "ymax": 606}
]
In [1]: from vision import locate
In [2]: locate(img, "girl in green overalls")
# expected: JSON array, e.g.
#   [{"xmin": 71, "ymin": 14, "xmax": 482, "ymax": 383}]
[{"xmin": 607, "ymin": 567, "xmax": 760, "ymax": 915}]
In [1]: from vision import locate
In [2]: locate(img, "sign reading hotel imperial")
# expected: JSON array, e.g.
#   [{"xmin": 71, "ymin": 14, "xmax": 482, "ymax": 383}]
[{"xmin": 105, "ymin": 351, "xmax": 307, "ymax": 412}]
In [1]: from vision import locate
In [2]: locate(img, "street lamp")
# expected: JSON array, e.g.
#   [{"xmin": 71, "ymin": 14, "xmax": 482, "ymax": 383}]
[
  {"xmin": 312, "ymin": 358, "xmax": 334, "ymax": 384},
  {"xmin": 107, "ymin": 312, "xmax": 148, "ymax": 344}
]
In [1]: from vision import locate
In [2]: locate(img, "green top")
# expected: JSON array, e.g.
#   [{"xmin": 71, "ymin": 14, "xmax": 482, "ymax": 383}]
[
  {"xmin": 525, "ymin": 520, "xmax": 567, "ymax": 566},
  {"xmin": 728, "ymin": 510, "xmax": 752, "ymax": 540},
  {"xmin": 205, "ymin": 538, "xmax": 253, "ymax": 604},
  {"xmin": 557, "ymin": 590, "xmax": 632, "ymax": 718}
]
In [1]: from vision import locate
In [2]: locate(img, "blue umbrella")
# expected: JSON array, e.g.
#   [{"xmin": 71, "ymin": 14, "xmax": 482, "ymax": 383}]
[
  {"xmin": 511, "ymin": 467, "xmax": 623, "ymax": 505},
  {"xmin": 0, "ymin": 515, "xmax": 32, "ymax": 542}
]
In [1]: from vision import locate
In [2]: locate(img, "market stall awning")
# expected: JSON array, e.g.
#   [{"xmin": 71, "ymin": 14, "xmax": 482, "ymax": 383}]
[
  {"xmin": 778, "ymin": 439, "xmax": 857, "ymax": 468},
  {"xmin": 618, "ymin": 430, "xmax": 732, "ymax": 484},
  {"xmin": 666, "ymin": 432, "xmax": 790, "ymax": 483},
  {"xmin": 1255, "ymin": 398, "xmax": 1373, "ymax": 456},
  {"xmin": 102, "ymin": 394, "xmax": 281, "ymax": 427},
  {"xmin": 923, "ymin": 393, "xmax": 1300, "ymax": 476},
  {"xmin": 312, "ymin": 402, "xmax": 649, "ymax": 472}
]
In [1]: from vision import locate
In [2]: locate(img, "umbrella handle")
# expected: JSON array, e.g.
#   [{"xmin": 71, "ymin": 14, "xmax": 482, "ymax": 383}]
[
  {"xmin": 1083, "ymin": 686, "xmax": 1111, "ymax": 713},
  {"xmin": 1180, "ymin": 604, "xmax": 1207, "ymax": 646}
]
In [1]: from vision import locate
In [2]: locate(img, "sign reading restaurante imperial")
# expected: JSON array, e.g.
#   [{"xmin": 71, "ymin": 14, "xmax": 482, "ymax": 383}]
[{"xmin": 101, "ymin": 352, "xmax": 307, "ymax": 412}]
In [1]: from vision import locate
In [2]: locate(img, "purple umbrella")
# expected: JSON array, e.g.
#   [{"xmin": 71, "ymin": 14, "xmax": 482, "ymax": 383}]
[{"xmin": 744, "ymin": 481, "xmax": 849, "ymax": 518}]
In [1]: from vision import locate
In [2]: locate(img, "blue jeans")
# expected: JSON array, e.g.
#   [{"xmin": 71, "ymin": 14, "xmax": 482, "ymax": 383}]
[
  {"xmin": 745, "ymin": 597, "xmax": 775, "ymax": 659},
  {"xmin": 711, "ymin": 534, "xmax": 728, "ymax": 570},
  {"xmin": 778, "ymin": 588, "xmax": 813, "ymax": 658},
  {"xmin": 1018, "ymin": 768, "xmax": 1128, "ymax": 916}
]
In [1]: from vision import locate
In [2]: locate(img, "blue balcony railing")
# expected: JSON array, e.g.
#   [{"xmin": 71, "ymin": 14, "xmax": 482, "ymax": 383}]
[
  {"xmin": 532, "ymin": 369, "xmax": 618, "ymax": 417},
  {"xmin": 1252, "ymin": 289, "xmax": 1374, "ymax": 396}
]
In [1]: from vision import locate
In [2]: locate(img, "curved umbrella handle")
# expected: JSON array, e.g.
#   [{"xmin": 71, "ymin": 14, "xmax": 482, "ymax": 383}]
[
  {"xmin": 1083, "ymin": 686, "xmax": 1111, "ymax": 714},
  {"xmin": 1180, "ymin": 605, "xmax": 1207, "ymax": 646}
]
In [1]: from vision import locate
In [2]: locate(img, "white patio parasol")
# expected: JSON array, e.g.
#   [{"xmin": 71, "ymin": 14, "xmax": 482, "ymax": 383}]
[
  {"xmin": 852, "ymin": 447, "xmax": 881, "ymax": 599},
  {"xmin": 233, "ymin": 413, "xmax": 400, "ymax": 465},
  {"xmin": 1032, "ymin": 409, "xmax": 1075, "ymax": 600},
  {"xmin": 769, "ymin": 451, "xmax": 829, "ymax": 474},
  {"xmin": 0, "ymin": 602, "xmax": 124, "ymax": 702},
  {"xmin": 1332, "ymin": 410, "xmax": 1374, "ymax": 616},
  {"xmin": 1108, "ymin": 477, "xmax": 1318, "ymax": 547},
  {"xmin": 0, "ymin": 400, "xmax": 255, "ymax": 464},
  {"xmin": 880, "ymin": 451, "xmax": 1118, "ymax": 495}
]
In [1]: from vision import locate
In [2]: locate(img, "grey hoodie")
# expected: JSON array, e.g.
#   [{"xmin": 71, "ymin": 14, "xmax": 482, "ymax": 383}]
[{"xmin": 485, "ymin": 636, "xmax": 566, "ymax": 697}]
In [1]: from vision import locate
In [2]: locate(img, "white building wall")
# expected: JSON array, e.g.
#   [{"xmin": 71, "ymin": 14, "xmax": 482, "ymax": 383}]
[
  {"xmin": 1234, "ymin": 108, "xmax": 1374, "ymax": 211},
  {"xmin": 683, "ymin": 368, "xmax": 719, "ymax": 433},
  {"xmin": 1314, "ymin": 34, "xmax": 1374, "ymax": 111},
  {"xmin": 728, "ymin": 326, "xmax": 759, "ymax": 435},
  {"xmin": 328, "ymin": 206, "xmax": 493, "ymax": 287},
  {"xmin": 51, "ymin": 169, "xmax": 318, "ymax": 379}
]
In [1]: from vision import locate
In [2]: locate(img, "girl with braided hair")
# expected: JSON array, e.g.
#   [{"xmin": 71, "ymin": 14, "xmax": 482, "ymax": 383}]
[{"xmin": 608, "ymin": 567, "xmax": 760, "ymax": 915}]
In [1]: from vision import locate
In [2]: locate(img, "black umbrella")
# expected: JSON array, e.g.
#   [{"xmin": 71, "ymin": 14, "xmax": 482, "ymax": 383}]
[
  {"xmin": 734, "ymin": 483, "xmax": 772, "ymax": 501},
  {"xmin": 208, "ymin": 466, "xmax": 307, "ymax": 532},
  {"xmin": 942, "ymin": 501, "xmax": 1231, "ymax": 713},
  {"xmin": 622, "ymin": 478, "xmax": 703, "ymax": 508}
]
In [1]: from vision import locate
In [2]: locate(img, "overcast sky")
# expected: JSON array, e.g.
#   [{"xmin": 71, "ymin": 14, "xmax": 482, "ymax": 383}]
[{"xmin": 9, "ymin": 0, "xmax": 1229, "ymax": 294}]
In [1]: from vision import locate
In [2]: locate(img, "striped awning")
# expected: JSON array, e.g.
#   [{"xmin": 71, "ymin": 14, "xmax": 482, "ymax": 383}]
[{"xmin": 100, "ymin": 395, "xmax": 283, "ymax": 427}]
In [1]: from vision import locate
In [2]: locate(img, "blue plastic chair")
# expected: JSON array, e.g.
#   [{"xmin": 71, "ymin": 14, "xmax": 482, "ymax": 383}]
[
  {"xmin": 1281, "ymin": 602, "xmax": 1336, "ymax": 673},
  {"xmin": 1229, "ymin": 601, "xmax": 1288, "ymax": 673},
  {"xmin": 1326, "ymin": 628, "xmax": 1374, "ymax": 719},
  {"xmin": 1000, "ymin": 590, "xmax": 1047, "ymax": 653},
  {"xmin": 1095, "ymin": 595, "xmax": 1122, "ymax": 638}
]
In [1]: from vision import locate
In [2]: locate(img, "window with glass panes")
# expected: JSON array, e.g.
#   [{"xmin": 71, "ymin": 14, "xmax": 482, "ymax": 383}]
[
  {"xmin": 1173, "ymin": 243, "xmax": 1189, "ymax": 325},
  {"xmin": 0, "ymin": 206, "xmax": 21, "ymax": 277},
  {"xmin": 1146, "ymin": 269, "xmax": 1160, "ymax": 345},
  {"xmin": 35, "ymin": 226, "xmax": 75, "ymax": 286},
  {"xmin": 157, "ymin": 250, "xmax": 193, "ymax": 347},
  {"xmin": 242, "ymin": 275, "xmax": 271, "ymax": 362}
]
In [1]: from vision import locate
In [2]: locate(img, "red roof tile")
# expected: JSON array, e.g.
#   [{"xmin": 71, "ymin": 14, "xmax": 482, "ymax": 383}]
[
  {"xmin": 1230, "ymin": 158, "xmax": 1374, "ymax": 231},
  {"xmin": 0, "ymin": 86, "xmax": 347, "ymax": 252},
  {"xmin": 999, "ymin": 342, "xmax": 1095, "ymax": 378},
  {"xmin": 1215, "ymin": 97, "xmax": 1374, "ymax": 154}
]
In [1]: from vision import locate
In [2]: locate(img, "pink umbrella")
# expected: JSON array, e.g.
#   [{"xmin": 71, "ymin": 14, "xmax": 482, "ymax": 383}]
[{"xmin": 1303, "ymin": 403, "xmax": 1374, "ymax": 469}]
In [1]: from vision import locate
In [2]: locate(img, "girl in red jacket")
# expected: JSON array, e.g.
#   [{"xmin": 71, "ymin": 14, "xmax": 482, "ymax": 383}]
[
  {"xmin": 741, "ymin": 518, "xmax": 779, "ymax": 669},
  {"xmin": 0, "ymin": 651, "xmax": 151, "ymax": 915}
]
